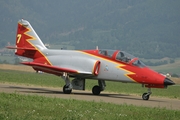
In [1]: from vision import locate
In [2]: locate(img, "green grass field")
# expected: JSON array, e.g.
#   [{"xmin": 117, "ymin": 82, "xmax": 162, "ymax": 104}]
[
  {"xmin": 0, "ymin": 69, "xmax": 180, "ymax": 119},
  {"xmin": 0, "ymin": 93, "xmax": 180, "ymax": 120},
  {"xmin": 0, "ymin": 69, "xmax": 180, "ymax": 99}
]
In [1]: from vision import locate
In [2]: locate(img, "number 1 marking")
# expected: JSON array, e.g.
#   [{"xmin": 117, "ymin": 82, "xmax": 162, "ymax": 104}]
[{"xmin": 17, "ymin": 34, "xmax": 22, "ymax": 43}]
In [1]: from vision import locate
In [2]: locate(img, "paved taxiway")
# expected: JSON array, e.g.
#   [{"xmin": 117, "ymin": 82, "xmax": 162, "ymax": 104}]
[{"xmin": 0, "ymin": 83, "xmax": 180, "ymax": 110}]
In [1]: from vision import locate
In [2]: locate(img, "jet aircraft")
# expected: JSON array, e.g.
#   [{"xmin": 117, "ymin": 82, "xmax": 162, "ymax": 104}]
[{"xmin": 7, "ymin": 19, "xmax": 175, "ymax": 100}]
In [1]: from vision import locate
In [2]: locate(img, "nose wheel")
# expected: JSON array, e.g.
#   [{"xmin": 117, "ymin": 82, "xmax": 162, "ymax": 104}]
[
  {"xmin": 142, "ymin": 93, "xmax": 150, "ymax": 100},
  {"xmin": 142, "ymin": 88, "xmax": 152, "ymax": 100}
]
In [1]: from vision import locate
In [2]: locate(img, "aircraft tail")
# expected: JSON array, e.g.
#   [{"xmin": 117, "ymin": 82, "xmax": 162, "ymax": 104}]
[{"xmin": 7, "ymin": 19, "xmax": 47, "ymax": 59}]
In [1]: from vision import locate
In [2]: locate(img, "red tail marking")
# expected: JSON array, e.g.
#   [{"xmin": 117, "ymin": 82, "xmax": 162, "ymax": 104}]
[
  {"xmin": 16, "ymin": 23, "xmax": 34, "ymax": 48},
  {"xmin": 15, "ymin": 23, "xmax": 51, "ymax": 65}
]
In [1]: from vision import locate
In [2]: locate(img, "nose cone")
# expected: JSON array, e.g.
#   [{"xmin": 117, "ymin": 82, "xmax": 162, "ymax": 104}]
[{"xmin": 164, "ymin": 78, "xmax": 175, "ymax": 86}]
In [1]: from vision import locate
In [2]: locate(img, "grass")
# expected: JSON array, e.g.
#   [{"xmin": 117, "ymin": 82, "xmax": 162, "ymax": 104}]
[
  {"xmin": 0, "ymin": 69, "xmax": 180, "ymax": 99},
  {"xmin": 0, "ymin": 92, "xmax": 180, "ymax": 120}
]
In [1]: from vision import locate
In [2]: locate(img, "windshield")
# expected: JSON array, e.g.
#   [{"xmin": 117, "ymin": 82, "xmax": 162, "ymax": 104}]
[{"xmin": 132, "ymin": 59, "xmax": 146, "ymax": 67}]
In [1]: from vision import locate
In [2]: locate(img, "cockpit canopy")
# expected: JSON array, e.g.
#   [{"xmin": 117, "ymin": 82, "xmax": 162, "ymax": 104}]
[
  {"xmin": 99, "ymin": 49, "xmax": 115, "ymax": 57},
  {"xmin": 98, "ymin": 49, "xmax": 146, "ymax": 68},
  {"xmin": 116, "ymin": 51, "xmax": 134, "ymax": 63}
]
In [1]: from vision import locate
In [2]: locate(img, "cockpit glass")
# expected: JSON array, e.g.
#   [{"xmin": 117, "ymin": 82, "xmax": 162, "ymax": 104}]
[
  {"xmin": 99, "ymin": 49, "xmax": 116, "ymax": 58},
  {"xmin": 116, "ymin": 51, "xmax": 135, "ymax": 62},
  {"xmin": 132, "ymin": 59, "xmax": 146, "ymax": 67},
  {"xmin": 116, "ymin": 51, "xmax": 146, "ymax": 67}
]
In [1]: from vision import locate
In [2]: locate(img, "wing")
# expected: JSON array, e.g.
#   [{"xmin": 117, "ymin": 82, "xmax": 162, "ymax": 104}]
[{"xmin": 21, "ymin": 62, "xmax": 94, "ymax": 77}]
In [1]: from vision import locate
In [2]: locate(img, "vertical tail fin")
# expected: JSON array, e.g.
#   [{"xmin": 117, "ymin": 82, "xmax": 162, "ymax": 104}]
[
  {"xmin": 16, "ymin": 19, "xmax": 46, "ymax": 49},
  {"xmin": 12, "ymin": 19, "xmax": 47, "ymax": 59}
]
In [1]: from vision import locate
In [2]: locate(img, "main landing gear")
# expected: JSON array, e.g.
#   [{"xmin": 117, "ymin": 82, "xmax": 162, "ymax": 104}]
[
  {"xmin": 63, "ymin": 85, "xmax": 72, "ymax": 94},
  {"xmin": 62, "ymin": 72, "xmax": 106, "ymax": 95},
  {"xmin": 61, "ymin": 73, "xmax": 72, "ymax": 94},
  {"xmin": 142, "ymin": 88, "xmax": 152, "ymax": 100},
  {"xmin": 92, "ymin": 80, "xmax": 106, "ymax": 95}
]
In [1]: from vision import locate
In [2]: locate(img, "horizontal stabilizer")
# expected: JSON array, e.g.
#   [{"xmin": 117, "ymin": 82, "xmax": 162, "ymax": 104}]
[{"xmin": 6, "ymin": 46, "xmax": 36, "ymax": 51}]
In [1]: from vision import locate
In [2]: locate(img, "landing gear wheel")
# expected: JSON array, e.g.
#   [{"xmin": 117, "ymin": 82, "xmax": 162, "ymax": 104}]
[
  {"xmin": 63, "ymin": 85, "xmax": 72, "ymax": 94},
  {"xmin": 92, "ymin": 85, "xmax": 101, "ymax": 95},
  {"xmin": 142, "ymin": 93, "xmax": 150, "ymax": 100}
]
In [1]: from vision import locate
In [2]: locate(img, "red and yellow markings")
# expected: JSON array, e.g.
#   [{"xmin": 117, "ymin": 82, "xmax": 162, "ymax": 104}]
[
  {"xmin": 116, "ymin": 65, "xmax": 136, "ymax": 82},
  {"xmin": 80, "ymin": 50, "xmax": 137, "ymax": 82},
  {"xmin": 16, "ymin": 34, "xmax": 22, "ymax": 43},
  {"xmin": 17, "ymin": 23, "xmax": 52, "ymax": 65}
]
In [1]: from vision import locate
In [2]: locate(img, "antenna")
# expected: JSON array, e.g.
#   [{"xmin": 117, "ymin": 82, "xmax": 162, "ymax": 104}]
[{"xmin": 96, "ymin": 46, "xmax": 98, "ymax": 50}]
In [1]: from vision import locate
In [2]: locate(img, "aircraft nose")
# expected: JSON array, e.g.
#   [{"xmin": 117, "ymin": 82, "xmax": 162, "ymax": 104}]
[{"xmin": 164, "ymin": 78, "xmax": 175, "ymax": 86}]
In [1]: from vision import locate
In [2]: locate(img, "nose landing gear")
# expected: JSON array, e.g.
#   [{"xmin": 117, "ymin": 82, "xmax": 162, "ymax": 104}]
[{"xmin": 142, "ymin": 88, "xmax": 152, "ymax": 100}]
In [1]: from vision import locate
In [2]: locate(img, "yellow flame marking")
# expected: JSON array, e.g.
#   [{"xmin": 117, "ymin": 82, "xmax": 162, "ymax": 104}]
[
  {"xmin": 18, "ymin": 22, "xmax": 52, "ymax": 65},
  {"xmin": 79, "ymin": 51, "xmax": 136, "ymax": 82}
]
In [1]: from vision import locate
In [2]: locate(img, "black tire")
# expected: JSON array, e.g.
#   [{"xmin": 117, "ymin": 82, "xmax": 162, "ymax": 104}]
[
  {"xmin": 63, "ymin": 85, "xmax": 72, "ymax": 94},
  {"xmin": 92, "ymin": 85, "xmax": 101, "ymax": 95},
  {"xmin": 142, "ymin": 93, "xmax": 150, "ymax": 100}
]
